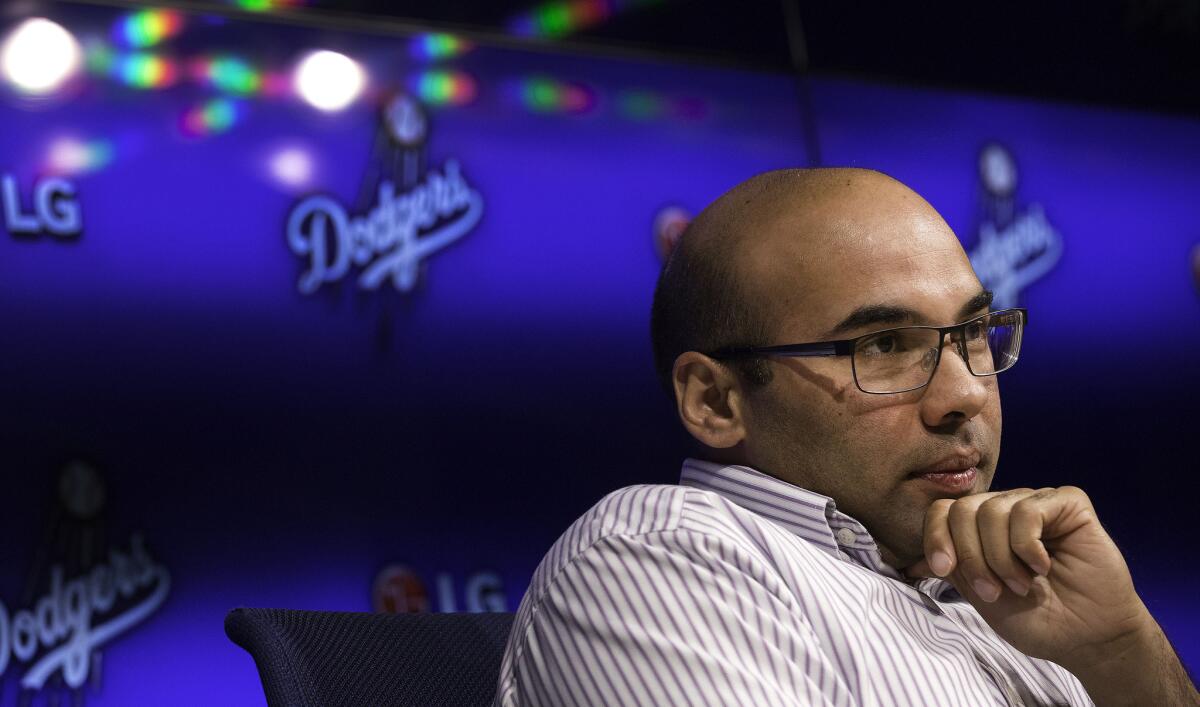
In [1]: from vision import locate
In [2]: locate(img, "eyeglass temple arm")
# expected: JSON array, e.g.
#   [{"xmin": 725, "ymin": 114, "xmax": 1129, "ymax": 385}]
[{"xmin": 712, "ymin": 341, "xmax": 854, "ymax": 358}]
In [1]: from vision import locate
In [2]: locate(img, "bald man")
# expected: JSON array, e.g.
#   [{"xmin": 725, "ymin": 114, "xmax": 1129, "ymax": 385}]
[{"xmin": 494, "ymin": 169, "xmax": 1198, "ymax": 706}]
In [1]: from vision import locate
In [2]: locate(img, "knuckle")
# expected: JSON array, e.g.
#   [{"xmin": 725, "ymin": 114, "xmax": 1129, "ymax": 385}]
[
  {"xmin": 1029, "ymin": 486, "xmax": 1057, "ymax": 500},
  {"xmin": 1060, "ymin": 485, "xmax": 1089, "ymax": 501},
  {"xmin": 1001, "ymin": 487, "xmax": 1034, "ymax": 497},
  {"xmin": 976, "ymin": 497, "xmax": 1009, "ymax": 522},
  {"xmin": 1010, "ymin": 497, "xmax": 1037, "ymax": 516},
  {"xmin": 981, "ymin": 550, "xmax": 1014, "ymax": 574},
  {"xmin": 929, "ymin": 498, "xmax": 955, "ymax": 515},
  {"xmin": 1010, "ymin": 535, "xmax": 1041, "ymax": 552},
  {"xmin": 947, "ymin": 500, "xmax": 975, "ymax": 522},
  {"xmin": 980, "ymin": 532, "xmax": 1018, "ymax": 565},
  {"xmin": 954, "ymin": 547, "xmax": 981, "ymax": 565},
  {"xmin": 979, "ymin": 537, "xmax": 1009, "ymax": 559},
  {"xmin": 924, "ymin": 501, "xmax": 954, "ymax": 538}
]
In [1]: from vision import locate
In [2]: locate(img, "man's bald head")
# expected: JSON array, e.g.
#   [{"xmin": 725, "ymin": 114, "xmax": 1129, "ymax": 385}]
[
  {"xmin": 651, "ymin": 168, "xmax": 999, "ymax": 570},
  {"xmin": 650, "ymin": 167, "xmax": 925, "ymax": 393}
]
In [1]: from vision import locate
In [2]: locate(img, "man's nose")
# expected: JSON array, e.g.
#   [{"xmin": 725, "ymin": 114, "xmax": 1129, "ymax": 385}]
[{"xmin": 919, "ymin": 341, "xmax": 990, "ymax": 427}]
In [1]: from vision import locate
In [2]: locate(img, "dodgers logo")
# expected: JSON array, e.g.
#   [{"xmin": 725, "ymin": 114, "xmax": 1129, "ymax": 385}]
[
  {"xmin": 286, "ymin": 93, "xmax": 484, "ymax": 295},
  {"xmin": 968, "ymin": 144, "xmax": 1062, "ymax": 308},
  {"xmin": 0, "ymin": 461, "xmax": 169, "ymax": 701}
]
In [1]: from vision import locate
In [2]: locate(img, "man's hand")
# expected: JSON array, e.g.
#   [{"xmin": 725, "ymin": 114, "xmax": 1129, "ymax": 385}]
[
  {"xmin": 906, "ymin": 486, "xmax": 1144, "ymax": 664},
  {"xmin": 905, "ymin": 486, "xmax": 1199, "ymax": 706}
]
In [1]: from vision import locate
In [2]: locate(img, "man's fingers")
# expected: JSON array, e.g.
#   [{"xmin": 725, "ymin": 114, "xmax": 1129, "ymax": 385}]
[
  {"xmin": 1009, "ymin": 488, "xmax": 1060, "ymax": 576},
  {"xmin": 920, "ymin": 486, "xmax": 1099, "ymax": 605},
  {"xmin": 977, "ymin": 491, "xmax": 1037, "ymax": 596},
  {"xmin": 921, "ymin": 499, "xmax": 956, "ymax": 577},
  {"xmin": 948, "ymin": 493, "xmax": 1005, "ymax": 602}
]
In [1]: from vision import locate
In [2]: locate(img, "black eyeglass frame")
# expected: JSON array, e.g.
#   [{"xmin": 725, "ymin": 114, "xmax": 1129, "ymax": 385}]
[{"xmin": 708, "ymin": 307, "xmax": 1028, "ymax": 395}]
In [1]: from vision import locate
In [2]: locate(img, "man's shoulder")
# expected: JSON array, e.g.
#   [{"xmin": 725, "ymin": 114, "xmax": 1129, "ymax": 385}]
[
  {"xmin": 537, "ymin": 483, "xmax": 692, "ymax": 568},
  {"xmin": 523, "ymin": 482, "xmax": 792, "ymax": 600}
]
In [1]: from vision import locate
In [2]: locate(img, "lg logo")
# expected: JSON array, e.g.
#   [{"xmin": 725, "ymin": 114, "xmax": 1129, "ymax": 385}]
[
  {"xmin": 2, "ymin": 174, "xmax": 81, "ymax": 238},
  {"xmin": 372, "ymin": 565, "xmax": 507, "ymax": 614}
]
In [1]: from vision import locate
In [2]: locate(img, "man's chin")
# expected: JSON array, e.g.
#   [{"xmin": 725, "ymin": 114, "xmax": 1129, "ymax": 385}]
[{"xmin": 873, "ymin": 527, "xmax": 926, "ymax": 573}]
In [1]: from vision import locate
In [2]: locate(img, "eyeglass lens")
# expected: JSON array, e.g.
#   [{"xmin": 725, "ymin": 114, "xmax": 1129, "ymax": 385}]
[{"xmin": 852, "ymin": 312, "xmax": 1023, "ymax": 394}]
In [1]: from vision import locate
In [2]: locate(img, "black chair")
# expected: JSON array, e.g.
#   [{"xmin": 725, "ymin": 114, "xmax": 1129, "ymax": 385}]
[{"xmin": 225, "ymin": 608, "xmax": 515, "ymax": 707}]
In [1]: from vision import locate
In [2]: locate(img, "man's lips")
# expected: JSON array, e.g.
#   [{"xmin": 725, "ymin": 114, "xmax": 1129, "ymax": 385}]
[
  {"xmin": 907, "ymin": 452, "xmax": 983, "ymax": 494},
  {"xmin": 912, "ymin": 452, "xmax": 982, "ymax": 475}
]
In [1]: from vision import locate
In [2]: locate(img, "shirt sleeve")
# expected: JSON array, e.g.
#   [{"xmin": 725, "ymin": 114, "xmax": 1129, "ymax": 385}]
[{"xmin": 497, "ymin": 528, "xmax": 858, "ymax": 706}]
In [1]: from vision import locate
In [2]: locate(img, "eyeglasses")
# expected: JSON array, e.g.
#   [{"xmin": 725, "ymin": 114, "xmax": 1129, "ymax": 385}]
[{"xmin": 709, "ymin": 308, "xmax": 1027, "ymax": 394}]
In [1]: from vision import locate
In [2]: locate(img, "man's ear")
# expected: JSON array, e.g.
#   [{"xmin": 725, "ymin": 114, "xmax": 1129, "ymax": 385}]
[{"xmin": 671, "ymin": 351, "xmax": 749, "ymax": 449}]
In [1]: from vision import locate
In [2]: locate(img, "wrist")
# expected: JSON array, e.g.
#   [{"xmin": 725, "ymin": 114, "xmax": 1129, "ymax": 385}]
[
  {"xmin": 1064, "ymin": 604, "xmax": 1156, "ymax": 671},
  {"xmin": 1063, "ymin": 608, "xmax": 1163, "ymax": 696}
]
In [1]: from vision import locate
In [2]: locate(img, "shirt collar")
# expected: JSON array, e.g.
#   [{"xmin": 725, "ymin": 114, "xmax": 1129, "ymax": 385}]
[{"xmin": 679, "ymin": 458, "xmax": 909, "ymax": 581}]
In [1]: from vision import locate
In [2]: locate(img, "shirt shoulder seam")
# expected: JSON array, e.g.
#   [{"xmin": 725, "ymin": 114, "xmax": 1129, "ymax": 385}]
[{"xmin": 505, "ymin": 523, "xmax": 803, "ymax": 695}]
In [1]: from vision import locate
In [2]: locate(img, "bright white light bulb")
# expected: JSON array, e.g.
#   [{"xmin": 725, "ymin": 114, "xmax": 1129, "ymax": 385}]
[
  {"xmin": 47, "ymin": 137, "xmax": 89, "ymax": 172},
  {"xmin": 1, "ymin": 18, "xmax": 82, "ymax": 94},
  {"xmin": 294, "ymin": 50, "xmax": 365, "ymax": 111},
  {"xmin": 269, "ymin": 146, "xmax": 314, "ymax": 187}
]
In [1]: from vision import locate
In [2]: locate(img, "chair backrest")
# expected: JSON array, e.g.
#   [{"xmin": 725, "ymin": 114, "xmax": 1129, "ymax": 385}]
[{"xmin": 225, "ymin": 608, "xmax": 515, "ymax": 707}]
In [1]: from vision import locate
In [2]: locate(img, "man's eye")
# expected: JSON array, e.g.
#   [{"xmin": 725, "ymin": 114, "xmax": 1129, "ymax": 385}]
[{"xmin": 860, "ymin": 333, "xmax": 899, "ymax": 355}]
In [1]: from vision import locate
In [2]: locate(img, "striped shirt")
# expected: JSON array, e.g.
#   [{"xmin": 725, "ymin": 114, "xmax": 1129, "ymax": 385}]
[{"xmin": 495, "ymin": 459, "xmax": 1093, "ymax": 706}]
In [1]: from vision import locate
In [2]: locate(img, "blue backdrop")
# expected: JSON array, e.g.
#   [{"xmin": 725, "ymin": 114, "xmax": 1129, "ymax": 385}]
[{"xmin": 0, "ymin": 3, "xmax": 1196, "ymax": 704}]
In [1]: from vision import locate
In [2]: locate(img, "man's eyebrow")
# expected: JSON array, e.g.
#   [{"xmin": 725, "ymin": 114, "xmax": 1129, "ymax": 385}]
[
  {"xmin": 823, "ymin": 290, "xmax": 996, "ymax": 339},
  {"xmin": 824, "ymin": 304, "xmax": 918, "ymax": 338},
  {"xmin": 958, "ymin": 290, "xmax": 994, "ymax": 319}
]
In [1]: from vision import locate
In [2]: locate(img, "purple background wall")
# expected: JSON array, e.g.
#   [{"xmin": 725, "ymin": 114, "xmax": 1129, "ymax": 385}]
[{"xmin": 0, "ymin": 3, "xmax": 1196, "ymax": 704}]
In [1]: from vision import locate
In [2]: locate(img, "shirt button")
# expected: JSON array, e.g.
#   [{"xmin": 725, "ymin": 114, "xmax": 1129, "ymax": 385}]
[{"xmin": 835, "ymin": 528, "xmax": 857, "ymax": 546}]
